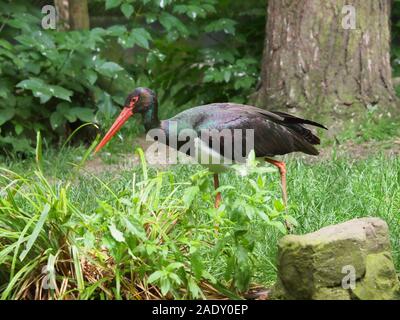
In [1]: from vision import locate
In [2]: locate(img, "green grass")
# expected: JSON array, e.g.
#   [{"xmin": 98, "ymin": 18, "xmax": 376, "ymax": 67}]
[
  {"xmin": 334, "ymin": 109, "xmax": 400, "ymax": 144},
  {"xmin": 225, "ymin": 154, "xmax": 400, "ymax": 284},
  {"xmin": 0, "ymin": 143, "xmax": 399, "ymax": 299}
]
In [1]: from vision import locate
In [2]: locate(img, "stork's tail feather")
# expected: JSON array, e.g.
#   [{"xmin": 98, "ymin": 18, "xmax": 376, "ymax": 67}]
[
  {"xmin": 271, "ymin": 111, "xmax": 328, "ymax": 130},
  {"xmin": 295, "ymin": 126, "xmax": 321, "ymax": 145}
]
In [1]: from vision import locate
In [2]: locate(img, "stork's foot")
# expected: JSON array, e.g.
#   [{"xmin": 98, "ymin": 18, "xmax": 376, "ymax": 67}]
[
  {"xmin": 213, "ymin": 174, "xmax": 222, "ymax": 209},
  {"xmin": 265, "ymin": 158, "xmax": 293, "ymax": 233},
  {"xmin": 265, "ymin": 158, "xmax": 287, "ymax": 206},
  {"xmin": 213, "ymin": 174, "xmax": 222, "ymax": 234}
]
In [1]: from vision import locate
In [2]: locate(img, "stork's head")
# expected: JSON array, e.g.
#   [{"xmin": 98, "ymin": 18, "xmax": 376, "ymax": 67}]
[{"xmin": 94, "ymin": 87, "xmax": 157, "ymax": 153}]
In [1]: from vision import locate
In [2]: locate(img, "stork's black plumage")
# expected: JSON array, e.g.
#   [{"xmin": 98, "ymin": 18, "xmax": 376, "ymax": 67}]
[
  {"xmin": 161, "ymin": 103, "xmax": 327, "ymax": 160},
  {"xmin": 95, "ymin": 88, "xmax": 327, "ymax": 209}
]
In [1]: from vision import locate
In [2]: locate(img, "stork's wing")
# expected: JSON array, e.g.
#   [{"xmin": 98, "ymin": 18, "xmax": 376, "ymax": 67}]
[
  {"xmin": 162, "ymin": 103, "xmax": 327, "ymax": 160},
  {"xmin": 186, "ymin": 103, "xmax": 327, "ymax": 159}
]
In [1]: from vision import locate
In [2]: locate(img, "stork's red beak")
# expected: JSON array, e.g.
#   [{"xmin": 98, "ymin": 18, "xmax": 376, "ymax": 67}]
[{"xmin": 94, "ymin": 107, "xmax": 133, "ymax": 153}]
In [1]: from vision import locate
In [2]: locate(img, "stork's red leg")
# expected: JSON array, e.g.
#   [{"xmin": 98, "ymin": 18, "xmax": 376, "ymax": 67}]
[
  {"xmin": 213, "ymin": 174, "xmax": 222, "ymax": 208},
  {"xmin": 265, "ymin": 158, "xmax": 287, "ymax": 206}
]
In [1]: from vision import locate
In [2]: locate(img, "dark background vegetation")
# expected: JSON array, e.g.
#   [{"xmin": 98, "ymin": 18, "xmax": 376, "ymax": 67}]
[
  {"xmin": 0, "ymin": 0, "xmax": 398, "ymax": 154},
  {"xmin": 0, "ymin": 0, "xmax": 265, "ymax": 154}
]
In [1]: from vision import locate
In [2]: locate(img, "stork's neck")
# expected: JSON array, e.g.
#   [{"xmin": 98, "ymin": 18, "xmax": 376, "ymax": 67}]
[{"xmin": 143, "ymin": 99, "xmax": 160, "ymax": 131}]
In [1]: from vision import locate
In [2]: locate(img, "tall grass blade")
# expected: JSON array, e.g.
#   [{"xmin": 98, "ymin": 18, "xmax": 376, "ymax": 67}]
[
  {"xmin": 71, "ymin": 246, "xmax": 85, "ymax": 292},
  {"xmin": 78, "ymin": 133, "xmax": 100, "ymax": 168},
  {"xmin": 35, "ymin": 131, "xmax": 43, "ymax": 171},
  {"xmin": 19, "ymin": 203, "xmax": 51, "ymax": 261},
  {"xmin": 135, "ymin": 147, "xmax": 148, "ymax": 180},
  {"xmin": 60, "ymin": 123, "xmax": 99, "ymax": 154}
]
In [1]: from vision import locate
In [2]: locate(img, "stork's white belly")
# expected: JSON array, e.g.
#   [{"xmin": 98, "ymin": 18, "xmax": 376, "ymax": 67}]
[
  {"xmin": 190, "ymin": 138, "xmax": 229, "ymax": 173},
  {"xmin": 145, "ymin": 140, "xmax": 275, "ymax": 173},
  {"xmin": 192, "ymin": 138, "xmax": 269, "ymax": 173}
]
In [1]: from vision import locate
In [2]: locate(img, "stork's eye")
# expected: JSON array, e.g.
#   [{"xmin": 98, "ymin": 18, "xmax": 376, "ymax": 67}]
[{"xmin": 129, "ymin": 96, "xmax": 139, "ymax": 108}]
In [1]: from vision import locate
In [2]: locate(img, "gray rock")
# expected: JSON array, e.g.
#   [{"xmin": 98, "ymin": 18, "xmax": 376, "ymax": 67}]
[
  {"xmin": 352, "ymin": 252, "xmax": 400, "ymax": 300},
  {"xmin": 273, "ymin": 217, "xmax": 399, "ymax": 300}
]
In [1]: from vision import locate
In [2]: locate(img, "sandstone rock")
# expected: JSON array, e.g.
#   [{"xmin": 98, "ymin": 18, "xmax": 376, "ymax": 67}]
[
  {"xmin": 312, "ymin": 287, "xmax": 351, "ymax": 300},
  {"xmin": 274, "ymin": 217, "xmax": 399, "ymax": 300},
  {"xmin": 352, "ymin": 252, "xmax": 400, "ymax": 300}
]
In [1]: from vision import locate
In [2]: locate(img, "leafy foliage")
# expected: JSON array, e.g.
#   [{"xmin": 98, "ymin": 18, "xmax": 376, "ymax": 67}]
[
  {"xmin": 0, "ymin": 1, "xmax": 136, "ymax": 153},
  {"xmin": 392, "ymin": 0, "xmax": 400, "ymax": 78},
  {"xmin": 0, "ymin": 0, "xmax": 265, "ymax": 153},
  {"xmin": 0, "ymin": 143, "xmax": 290, "ymax": 299}
]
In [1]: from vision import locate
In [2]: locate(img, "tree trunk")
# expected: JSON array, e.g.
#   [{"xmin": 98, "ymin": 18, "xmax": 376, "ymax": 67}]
[
  {"xmin": 252, "ymin": 0, "xmax": 398, "ymax": 122},
  {"xmin": 69, "ymin": 0, "xmax": 90, "ymax": 30},
  {"xmin": 54, "ymin": 0, "xmax": 90, "ymax": 30},
  {"xmin": 54, "ymin": 0, "xmax": 70, "ymax": 30}
]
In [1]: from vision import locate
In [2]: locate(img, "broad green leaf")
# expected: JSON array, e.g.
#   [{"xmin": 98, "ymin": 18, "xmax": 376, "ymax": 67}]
[
  {"xmin": 159, "ymin": 12, "xmax": 188, "ymax": 36},
  {"xmin": 0, "ymin": 39, "xmax": 12, "ymax": 50},
  {"xmin": 0, "ymin": 107, "xmax": 15, "ymax": 126},
  {"xmin": 129, "ymin": 28, "xmax": 152, "ymax": 49},
  {"xmin": 283, "ymin": 215, "xmax": 299, "ymax": 227},
  {"xmin": 148, "ymin": 270, "xmax": 163, "ymax": 283},
  {"xmin": 168, "ymin": 273, "xmax": 182, "ymax": 285},
  {"xmin": 70, "ymin": 107, "xmax": 94, "ymax": 122},
  {"xmin": 167, "ymin": 262, "xmax": 184, "ymax": 271},
  {"xmin": 96, "ymin": 91, "xmax": 116, "ymax": 116},
  {"xmin": 15, "ymin": 124, "xmax": 23, "ymax": 135},
  {"xmin": 188, "ymin": 278, "xmax": 202, "ymax": 298},
  {"xmin": 105, "ymin": 0, "xmax": 122, "ymax": 10},
  {"xmin": 16, "ymin": 78, "xmax": 72, "ymax": 102},
  {"xmin": 109, "ymin": 223, "xmax": 125, "ymax": 242},
  {"xmin": 160, "ymin": 277, "xmax": 171, "ymax": 296},
  {"xmin": 121, "ymin": 3, "xmax": 134, "ymax": 18},
  {"xmin": 96, "ymin": 61, "xmax": 124, "ymax": 77},
  {"xmin": 183, "ymin": 186, "xmax": 199, "ymax": 207},
  {"xmin": 16, "ymin": 78, "xmax": 45, "ymax": 91},
  {"xmin": 123, "ymin": 217, "xmax": 146, "ymax": 241},
  {"xmin": 48, "ymin": 85, "xmax": 73, "ymax": 102},
  {"xmin": 205, "ymin": 19, "xmax": 237, "ymax": 35},
  {"xmin": 84, "ymin": 69, "xmax": 98, "ymax": 85},
  {"xmin": 191, "ymin": 252, "xmax": 204, "ymax": 280},
  {"xmin": 173, "ymin": 4, "xmax": 209, "ymax": 19},
  {"xmin": 224, "ymin": 70, "xmax": 231, "ymax": 82},
  {"xmin": 0, "ymin": 83, "xmax": 11, "ymax": 99},
  {"xmin": 0, "ymin": 136, "xmax": 33, "ymax": 153},
  {"xmin": 273, "ymin": 199, "xmax": 285, "ymax": 212},
  {"xmin": 107, "ymin": 25, "xmax": 127, "ymax": 36},
  {"xmin": 268, "ymin": 220, "xmax": 287, "ymax": 234}
]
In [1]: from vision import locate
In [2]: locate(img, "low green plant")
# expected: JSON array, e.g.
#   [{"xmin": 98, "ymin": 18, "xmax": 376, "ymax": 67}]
[
  {"xmin": 0, "ymin": 135, "xmax": 289, "ymax": 299},
  {"xmin": 2, "ymin": 136, "xmax": 400, "ymax": 299}
]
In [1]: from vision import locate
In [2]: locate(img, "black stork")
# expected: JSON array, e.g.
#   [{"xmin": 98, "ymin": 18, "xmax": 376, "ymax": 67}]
[{"xmin": 95, "ymin": 87, "xmax": 327, "ymax": 208}]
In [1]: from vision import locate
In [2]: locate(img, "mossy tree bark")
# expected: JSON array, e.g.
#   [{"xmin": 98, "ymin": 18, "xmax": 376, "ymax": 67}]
[
  {"xmin": 252, "ymin": 0, "xmax": 398, "ymax": 122},
  {"xmin": 54, "ymin": 0, "xmax": 90, "ymax": 30},
  {"xmin": 69, "ymin": 0, "xmax": 90, "ymax": 30},
  {"xmin": 54, "ymin": 0, "xmax": 70, "ymax": 30}
]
